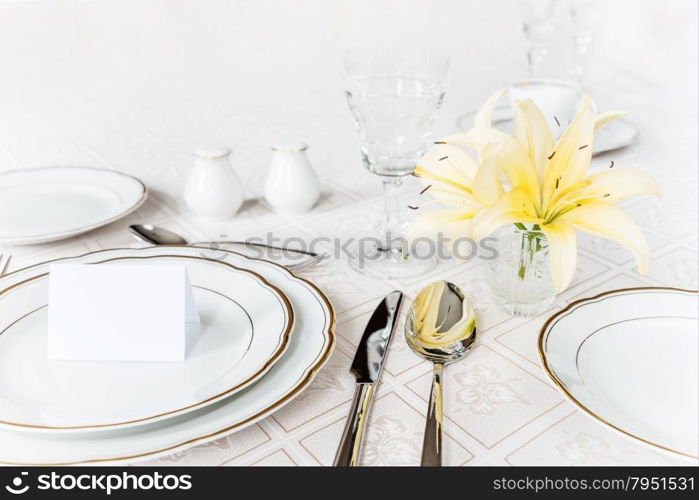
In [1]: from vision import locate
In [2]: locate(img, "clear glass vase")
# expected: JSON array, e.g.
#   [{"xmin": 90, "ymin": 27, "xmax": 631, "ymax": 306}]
[{"xmin": 483, "ymin": 225, "xmax": 555, "ymax": 317}]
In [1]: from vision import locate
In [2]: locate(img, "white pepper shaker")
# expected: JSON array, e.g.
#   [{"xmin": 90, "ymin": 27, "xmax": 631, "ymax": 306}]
[
  {"xmin": 185, "ymin": 147, "xmax": 244, "ymax": 220},
  {"xmin": 264, "ymin": 141, "xmax": 320, "ymax": 215}
]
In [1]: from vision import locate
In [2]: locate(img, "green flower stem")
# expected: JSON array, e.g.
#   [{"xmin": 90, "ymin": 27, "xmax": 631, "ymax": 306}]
[{"xmin": 516, "ymin": 228, "xmax": 545, "ymax": 281}]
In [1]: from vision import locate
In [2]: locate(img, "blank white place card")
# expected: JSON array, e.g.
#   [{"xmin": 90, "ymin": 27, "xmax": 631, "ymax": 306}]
[{"xmin": 47, "ymin": 264, "xmax": 200, "ymax": 361}]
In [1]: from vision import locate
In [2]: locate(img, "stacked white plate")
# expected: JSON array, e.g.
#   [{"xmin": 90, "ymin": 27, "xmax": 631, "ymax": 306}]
[{"xmin": 0, "ymin": 246, "xmax": 335, "ymax": 465}]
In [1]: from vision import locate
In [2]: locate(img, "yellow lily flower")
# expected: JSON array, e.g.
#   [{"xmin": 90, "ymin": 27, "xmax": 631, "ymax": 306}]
[
  {"xmin": 412, "ymin": 90, "xmax": 661, "ymax": 292},
  {"xmin": 407, "ymin": 142, "xmax": 485, "ymax": 246}
]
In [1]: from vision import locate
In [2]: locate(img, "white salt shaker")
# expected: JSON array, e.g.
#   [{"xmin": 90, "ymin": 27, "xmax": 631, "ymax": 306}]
[
  {"xmin": 264, "ymin": 142, "xmax": 320, "ymax": 215},
  {"xmin": 185, "ymin": 147, "xmax": 244, "ymax": 220}
]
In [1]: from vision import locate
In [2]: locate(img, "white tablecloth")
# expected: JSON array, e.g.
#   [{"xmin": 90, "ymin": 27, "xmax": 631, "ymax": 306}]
[{"xmin": 0, "ymin": 0, "xmax": 696, "ymax": 466}]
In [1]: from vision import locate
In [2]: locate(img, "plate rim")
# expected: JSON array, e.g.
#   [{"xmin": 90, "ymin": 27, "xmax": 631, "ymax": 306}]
[
  {"xmin": 538, "ymin": 286, "xmax": 699, "ymax": 459},
  {"xmin": 0, "ymin": 252, "xmax": 295, "ymax": 431},
  {"xmin": 0, "ymin": 246, "xmax": 335, "ymax": 465},
  {"xmin": 0, "ymin": 166, "xmax": 148, "ymax": 245}
]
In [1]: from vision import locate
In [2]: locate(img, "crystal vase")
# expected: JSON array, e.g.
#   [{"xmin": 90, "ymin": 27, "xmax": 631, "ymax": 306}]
[{"xmin": 483, "ymin": 226, "xmax": 556, "ymax": 317}]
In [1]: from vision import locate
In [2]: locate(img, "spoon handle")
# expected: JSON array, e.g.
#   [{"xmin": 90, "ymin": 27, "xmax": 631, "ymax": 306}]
[
  {"xmin": 197, "ymin": 240, "xmax": 320, "ymax": 258},
  {"xmin": 421, "ymin": 362, "xmax": 444, "ymax": 466}
]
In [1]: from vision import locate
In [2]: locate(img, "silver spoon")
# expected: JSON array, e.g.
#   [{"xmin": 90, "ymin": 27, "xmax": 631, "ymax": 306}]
[
  {"xmin": 129, "ymin": 224, "xmax": 327, "ymax": 272},
  {"xmin": 405, "ymin": 280, "xmax": 477, "ymax": 466}
]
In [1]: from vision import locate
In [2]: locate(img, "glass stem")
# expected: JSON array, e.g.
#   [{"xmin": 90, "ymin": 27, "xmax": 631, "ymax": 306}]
[{"xmin": 381, "ymin": 177, "xmax": 405, "ymax": 248}]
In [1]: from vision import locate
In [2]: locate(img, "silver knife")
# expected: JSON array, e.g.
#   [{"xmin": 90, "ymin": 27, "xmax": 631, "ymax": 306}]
[{"xmin": 333, "ymin": 290, "xmax": 403, "ymax": 466}]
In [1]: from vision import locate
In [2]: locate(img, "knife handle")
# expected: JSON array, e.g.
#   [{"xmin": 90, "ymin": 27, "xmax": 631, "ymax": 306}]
[{"xmin": 333, "ymin": 383, "xmax": 375, "ymax": 466}]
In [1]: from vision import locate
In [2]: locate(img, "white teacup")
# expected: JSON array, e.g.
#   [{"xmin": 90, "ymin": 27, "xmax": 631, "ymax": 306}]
[{"xmin": 508, "ymin": 79, "xmax": 592, "ymax": 136}]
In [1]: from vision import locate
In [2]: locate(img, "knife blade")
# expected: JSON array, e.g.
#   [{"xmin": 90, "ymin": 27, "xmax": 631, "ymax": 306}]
[{"xmin": 333, "ymin": 290, "xmax": 403, "ymax": 466}]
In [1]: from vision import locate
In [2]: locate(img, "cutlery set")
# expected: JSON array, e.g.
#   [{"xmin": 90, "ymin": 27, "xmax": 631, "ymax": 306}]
[
  {"xmin": 130, "ymin": 224, "xmax": 482, "ymax": 466},
  {"xmin": 335, "ymin": 282, "xmax": 477, "ymax": 467}
]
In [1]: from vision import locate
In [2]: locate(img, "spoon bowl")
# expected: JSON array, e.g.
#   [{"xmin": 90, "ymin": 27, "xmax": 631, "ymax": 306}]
[
  {"xmin": 405, "ymin": 280, "xmax": 477, "ymax": 466},
  {"xmin": 406, "ymin": 280, "xmax": 476, "ymax": 363}
]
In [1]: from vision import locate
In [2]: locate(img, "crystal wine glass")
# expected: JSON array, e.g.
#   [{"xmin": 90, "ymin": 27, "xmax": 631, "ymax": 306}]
[
  {"xmin": 342, "ymin": 48, "xmax": 449, "ymax": 279},
  {"xmin": 519, "ymin": 0, "xmax": 556, "ymax": 79}
]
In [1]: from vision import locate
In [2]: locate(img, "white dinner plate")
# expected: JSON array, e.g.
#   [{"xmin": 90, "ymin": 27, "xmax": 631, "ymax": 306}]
[
  {"xmin": 0, "ymin": 253, "xmax": 293, "ymax": 432},
  {"xmin": 539, "ymin": 287, "xmax": 698, "ymax": 459},
  {"xmin": 0, "ymin": 166, "xmax": 147, "ymax": 245},
  {"xmin": 0, "ymin": 246, "xmax": 334, "ymax": 464},
  {"xmin": 455, "ymin": 105, "xmax": 638, "ymax": 156}
]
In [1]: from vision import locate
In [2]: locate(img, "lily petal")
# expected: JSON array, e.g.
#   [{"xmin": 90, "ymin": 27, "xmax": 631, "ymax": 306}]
[
  {"xmin": 471, "ymin": 144, "xmax": 504, "ymax": 205},
  {"xmin": 489, "ymin": 136, "xmax": 541, "ymax": 208},
  {"xmin": 541, "ymin": 222, "xmax": 577, "ymax": 293},
  {"xmin": 558, "ymin": 202, "xmax": 650, "ymax": 274},
  {"xmin": 594, "ymin": 111, "xmax": 627, "ymax": 131},
  {"xmin": 470, "ymin": 187, "xmax": 543, "ymax": 240},
  {"xmin": 415, "ymin": 144, "xmax": 482, "ymax": 206},
  {"xmin": 439, "ymin": 127, "xmax": 510, "ymax": 159},
  {"xmin": 439, "ymin": 89, "xmax": 508, "ymax": 157},
  {"xmin": 407, "ymin": 207, "xmax": 477, "ymax": 243},
  {"xmin": 418, "ymin": 143, "xmax": 479, "ymax": 185},
  {"xmin": 434, "ymin": 132, "xmax": 473, "ymax": 146},
  {"xmin": 513, "ymin": 98, "xmax": 554, "ymax": 184},
  {"xmin": 576, "ymin": 169, "xmax": 662, "ymax": 203},
  {"xmin": 474, "ymin": 89, "xmax": 507, "ymax": 129},
  {"xmin": 543, "ymin": 95, "xmax": 595, "ymax": 205}
]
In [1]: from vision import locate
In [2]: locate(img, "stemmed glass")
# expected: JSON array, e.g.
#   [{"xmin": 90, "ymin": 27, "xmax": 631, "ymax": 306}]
[
  {"xmin": 569, "ymin": 0, "xmax": 594, "ymax": 85},
  {"xmin": 519, "ymin": 0, "xmax": 556, "ymax": 78},
  {"xmin": 342, "ymin": 48, "xmax": 449, "ymax": 279}
]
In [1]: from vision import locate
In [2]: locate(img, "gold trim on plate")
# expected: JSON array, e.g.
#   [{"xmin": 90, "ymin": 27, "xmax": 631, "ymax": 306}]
[
  {"xmin": 0, "ymin": 253, "xmax": 294, "ymax": 431},
  {"xmin": 538, "ymin": 286, "xmax": 699, "ymax": 459},
  {"xmin": 0, "ymin": 246, "xmax": 335, "ymax": 465}
]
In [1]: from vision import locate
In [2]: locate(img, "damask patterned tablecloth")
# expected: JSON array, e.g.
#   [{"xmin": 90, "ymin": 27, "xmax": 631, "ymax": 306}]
[{"xmin": 0, "ymin": 0, "xmax": 697, "ymax": 467}]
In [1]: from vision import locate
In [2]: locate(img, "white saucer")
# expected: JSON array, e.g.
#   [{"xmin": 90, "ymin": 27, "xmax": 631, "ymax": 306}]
[{"xmin": 456, "ymin": 105, "xmax": 638, "ymax": 155}]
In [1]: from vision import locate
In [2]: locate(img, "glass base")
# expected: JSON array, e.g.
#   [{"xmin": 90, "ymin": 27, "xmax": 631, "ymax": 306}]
[
  {"xmin": 346, "ymin": 246, "xmax": 436, "ymax": 280},
  {"xmin": 495, "ymin": 295, "xmax": 555, "ymax": 317}
]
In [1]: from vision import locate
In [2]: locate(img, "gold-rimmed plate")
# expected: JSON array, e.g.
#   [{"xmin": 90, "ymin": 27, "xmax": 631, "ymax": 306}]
[
  {"xmin": 0, "ymin": 253, "xmax": 293, "ymax": 432},
  {"xmin": 539, "ymin": 287, "xmax": 698, "ymax": 459},
  {"xmin": 0, "ymin": 246, "xmax": 334, "ymax": 465}
]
